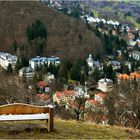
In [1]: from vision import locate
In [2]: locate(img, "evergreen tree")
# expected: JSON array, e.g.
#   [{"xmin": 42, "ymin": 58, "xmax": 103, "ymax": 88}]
[
  {"xmin": 121, "ymin": 63, "xmax": 130, "ymax": 74},
  {"xmin": 11, "ymin": 40, "xmax": 18, "ymax": 54},
  {"xmin": 27, "ymin": 20, "xmax": 47, "ymax": 41},
  {"xmin": 48, "ymin": 62, "xmax": 54, "ymax": 74},
  {"xmin": 15, "ymin": 59, "xmax": 21, "ymax": 73},
  {"xmin": 7, "ymin": 64, "xmax": 13, "ymax": 74},
  {"xmin": 58, "ymin": 59, "xmax": 70, "ymax": 80},
  {"xmin": 69, "ymin": 59, "xmax": 83, "ymax": 81},
  {"xmin": 27, "ymin": 20, "xmax": 47, "ymax": 56},
  {"xmin": 80, "ymin": 73, "xmax": 85, "ymax": 85},
  {"xmin": 92, "ymin": 67, "xmax": 100, "ymax": 82}
]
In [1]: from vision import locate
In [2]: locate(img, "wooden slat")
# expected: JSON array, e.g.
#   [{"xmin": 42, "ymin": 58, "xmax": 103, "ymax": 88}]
[
  {"xmin": 48, "ymin": 107, "xmax": 53, "ymax": 132},
  {"xmin": 0, "ymin": 103, "xmax": 49, "ymax": 115}
]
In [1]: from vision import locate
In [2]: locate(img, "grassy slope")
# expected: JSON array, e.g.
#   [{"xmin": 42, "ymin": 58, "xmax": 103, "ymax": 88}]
[
  {"xmin": 0, "ymin": 1, "xmax": 103, "ymax": 61},
  {"xmin": 0, "ymin": 119, "xmax": 140, "ymax": 139}
]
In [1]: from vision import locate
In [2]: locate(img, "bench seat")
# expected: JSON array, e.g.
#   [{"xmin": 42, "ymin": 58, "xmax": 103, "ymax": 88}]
[{"xmin": 0, "ymin": 114, "xmax": 49, "ymax": 121}]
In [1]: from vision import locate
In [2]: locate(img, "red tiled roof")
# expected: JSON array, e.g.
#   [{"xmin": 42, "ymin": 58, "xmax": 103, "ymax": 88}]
[
  {"xmin": 64, "ymin": 90, "xmax": 76, "ymax": 96},
  {"xmin": 87, "ymin": 99, "xmax": 98, "ymax": 105},
  {"xmin": 130, "ymin": 72, "xmax": 140, "ymax": 78},
  {"xmin": 117, "ymin": 74, "xmax": 130, "ymax": 80},
  {"xmin": 68, "ymin": 100, "xmax": 84, "ymax": 110},
  {"xmin": 95, "ymin": 93, "xmax": 107, "ymax": 99},
  {"xmin": 37, "ymin": 81, "xmax": 48, "ymax": 87},
  {"xmin": 37, "ymin": 94, "xmax": 50, "ymax": 101},
  {"xmin": 118, "ymin": 72, "xmax": 140, "ymax": 80},
  {"xmin": 55, "ymin": 91, "xmax": 63, "ymax": 98}
]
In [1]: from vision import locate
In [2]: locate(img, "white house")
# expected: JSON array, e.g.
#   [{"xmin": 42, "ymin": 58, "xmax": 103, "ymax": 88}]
[
  {"xmin": 19, "ymin": 67, "xmax": 35, "ymax": 79},
  {"xmin": 125, "ymin": 61, "xmax": 132, "ymax": 71},
  {"xmin": 97, "ymin": 78, "xmax": 113, "ymax": 92},
  {"xmin": 0, "ymin": 52, "xmax": 17, "ymax": 70},
  {"xmin": 29, "ymin": 56, "xmax": 60, "ymax": 70},
  {"xmin": 109, "ymin": 61, "xmax": 121, "ymax": 70},
  {"xmin": 44, "ymin": 73, "xmax": 55, "ymax": 82},
  {"xmin": 129, "ymin": 51, "xmax": 140, "ymax": 61},
  {"xmin": 74, "ymin": 85, "xmax": 90, "ymax": 98},
  {"xmin": 87, "ymin": 54, "xmax": 102, "ymax": 71}
]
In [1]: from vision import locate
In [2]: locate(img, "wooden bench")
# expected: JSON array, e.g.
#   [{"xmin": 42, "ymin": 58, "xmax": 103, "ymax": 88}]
[{"xmin": 0, "ymin": 103, "xmax": 53, "ymax": 132}]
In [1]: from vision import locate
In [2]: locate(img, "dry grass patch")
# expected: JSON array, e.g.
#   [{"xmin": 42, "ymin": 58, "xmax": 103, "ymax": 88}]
[{"xmin": 0, "ymin": 118, "xmax": 140, "ymax": 139}]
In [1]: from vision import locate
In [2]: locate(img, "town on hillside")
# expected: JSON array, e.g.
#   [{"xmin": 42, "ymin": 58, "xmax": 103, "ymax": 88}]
[{"xmin": 0, "ymin": 0, "xmax": 140, "ymax": 130}]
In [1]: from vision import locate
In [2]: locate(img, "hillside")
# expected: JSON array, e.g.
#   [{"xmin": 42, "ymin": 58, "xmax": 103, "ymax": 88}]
[
  {"xmin": 88, "ymin": 1, "xmax": 140, "ymax": 28},
  {"xmin": 0, "ymin": 1, "xmax": 103, "ymax": 60},
  {"xmin": 0, "ymin": 119, "xmax": 140, "ymax": 139}
]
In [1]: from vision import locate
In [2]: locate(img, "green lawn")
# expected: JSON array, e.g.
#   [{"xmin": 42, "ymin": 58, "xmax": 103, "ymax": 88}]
[{"xmin": 0, "ymin": 119, "xmax": 140, "ymax": 139}]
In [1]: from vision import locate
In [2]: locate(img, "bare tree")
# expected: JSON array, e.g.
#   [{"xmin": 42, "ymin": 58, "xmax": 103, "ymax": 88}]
[
  {"xmin": 109, "ymin": 80, "xmax": 140, "ymax": 129},
  {"xmin": 0, "ymin": 74, "xmax": 37, "ymax": 105}
]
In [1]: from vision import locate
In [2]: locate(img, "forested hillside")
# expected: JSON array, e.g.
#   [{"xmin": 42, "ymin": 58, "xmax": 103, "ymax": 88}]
[{"xmin": 0, "ymin": 1, "xmax": 104, "ymax": 61}]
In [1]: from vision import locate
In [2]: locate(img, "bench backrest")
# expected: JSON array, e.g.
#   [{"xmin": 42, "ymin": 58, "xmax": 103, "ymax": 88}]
[{"xmin": 0, "ymin": 103, "xmax": 50, "ymax": 115}]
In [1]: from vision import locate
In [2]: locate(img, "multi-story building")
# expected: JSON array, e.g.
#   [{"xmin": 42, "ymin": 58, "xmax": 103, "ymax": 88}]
[
  {"xmin": 19, "ymin": 67, "xmax": 35, "ymax": 79},
  {"xmin": 0, "ymin": 52, "xmax": 17, "ymax": 70},
  {"xmin": 129, "ymin": 51, "xmax": 140, "ymax": 61},
  {"xmin": 29, "ymin": 56, "xmax": 60, "ymax": 70},
  {"xmin": 97, "ymin": 78, "xmax": 113, "ymax": 92}
]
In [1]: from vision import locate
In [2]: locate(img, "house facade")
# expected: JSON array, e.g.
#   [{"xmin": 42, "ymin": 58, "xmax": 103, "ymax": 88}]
[
  {"xmin": 19, "ymin": 67, "xmax": 35, "ymax": 79},
  {"xmin": 0, "ymin": 52, "xmax": 17, "ymax": 70},
  {"xmin": 37, "ymin": 81, "xmax": 51, "ymax": 94},
  {"xmin": 97, "ymin": 78, "xmax": 113, "ymax": 92},
  {"xmin": 29, "ymin": 56, "xmax": 60, "ymax": 70},
  {"xmin": 129, "ymin": 51, "xmax": 140, "ymax": 61}
]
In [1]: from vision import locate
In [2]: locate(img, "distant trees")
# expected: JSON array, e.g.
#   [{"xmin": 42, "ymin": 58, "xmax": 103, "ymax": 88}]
[
  {"xmin": 136, "ymin": 17, "xmax": 140, "ymax": 24},
  {"xmin": 120, "ymin": 63, "xmax": 130, "ymax": 74},
  {"xmin": 58, "ymin": 59, "xmax": 71, "ymax": 81},
  {"xmin": 15, "ymin": 57, "xmax": 29, "ymax": 73},
  {"xmin": 27, "ymin": 20, "xmax": 47, "ymax": 56},
  {"xmin": 27, "ymin": 20, "xmax": 47, "ymax": 41},
  {"xmin": 103, "ymin": 64, "xmax": 116, "ymax": 81},
  {"xmin": 92, "ymin": 67, "xmax": 101, "ymax": 82},
  {"xmin": 69, "ymin": 59, "xmax": 88, "ymax": 85}
]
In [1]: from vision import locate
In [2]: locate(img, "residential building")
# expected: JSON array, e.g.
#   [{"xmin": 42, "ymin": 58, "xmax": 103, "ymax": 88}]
[
  {"xmin": 85, "ymin": 98, "xmax": 108, "ymax": 124},
  {"xmin": 87, "ymin": 54, "xmax": 102, "ymax": 72},
  {"xmin": 0, "ymin": 52, "xmax": 17, "ymax": 70},
  {"xmin": 29, "ymin": 56, "xmax": 60, "ymax": 70},
  {"xmin": 109, "ymin": 61, "xmax": 121, "ymax": 70},
  {"xmin": 130, "ymin": 72, "xmax": 140, "ymax": 81},
  {"xmin": 125, "ymin": 61, "xmax": 132, "ymax": 71},
  {"xmin": 37, "ymin": 81, "xmax": 51, "ymax": 94},
  {"xmin": 19, "ymin": 67, "xmax": 35, "ymax": 79},
  {"xmin": 53, "ymin": 90, "xmax": 76, "ymax": 105},
  {"xmin": 117, "ymin": 72, "xmax": 140, "ymax": 83},
  {"xmin": 36, "ymin": 94, "xmax": 51, "ymax": 103},
  {"xmin": 44, "ymin": 73, "xmax": 55, "ymax": 82},
  {"xmin": 94, "ymin": 93, "xmax": 107, "ymax": 104},
  {"xmin": 74, "ymin": 85, "xmax": 90, "ymax": 98},
  {"xmin": 129, "ymin": 51, "xmax": 140, "ymax": 61},
  {"xmin": 97, "ymin": 78, "xmax": 113, "ymax": 92}
]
